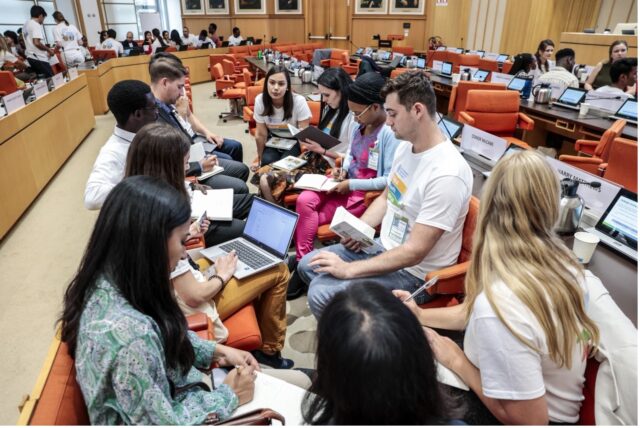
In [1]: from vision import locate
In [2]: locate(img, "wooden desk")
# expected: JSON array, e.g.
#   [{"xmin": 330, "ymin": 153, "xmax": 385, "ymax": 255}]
[
  {"xmin": 559, "ymin": 32, "xmax": 638, "ymax": 65},
  {"xmin": 79, "ymin": 48, "xmax": 228, "ymax": 115},
  {"xmin": 0, "ymin": 75, "xmax": 95, "ymax": 240}
]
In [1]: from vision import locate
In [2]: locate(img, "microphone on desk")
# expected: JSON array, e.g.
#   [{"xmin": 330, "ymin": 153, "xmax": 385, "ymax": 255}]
[
  {"xmin": 574, "ymin": 178, "xmax": 602, "ymax": 189},
  {"xmin": 585, "ymin": 95, "xmax": 623, "ymax": 100}
]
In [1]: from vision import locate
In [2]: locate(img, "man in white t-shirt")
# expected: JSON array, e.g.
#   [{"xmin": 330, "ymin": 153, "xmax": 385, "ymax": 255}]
[
  {"xmin": 594, "ymin": 57, "xmax": 637, "ymax": 98},
  {"xmin": 227, "ymin": 27, "xmax": 244, "ymax": 46},
  {"xmin": 297, "ymin": 71, "xmax": 473, "ymax": 318},
  {"xmin": 99, "ymin": 29, "xmax": 124, "ymax": 56},
  {"xmin": 181, "ymin": 26, "xmax": 199, "ymax": 47},
  {"xmin": 23, "ymin": 5, "xmax": 55, "ymax": 77}
]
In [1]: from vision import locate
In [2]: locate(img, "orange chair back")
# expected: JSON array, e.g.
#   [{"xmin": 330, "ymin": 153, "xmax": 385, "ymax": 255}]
[
  {"xmin": 308, "ymin": 101, "xmax": 321, "ymax": 126},
  {"xmin": 0, "ymin": 71, "xmax": 19, "ymax": 95},
  {"xmin": 478, "ymin": 58, "xmax": 499, "ymax": 72},
  {"xmin": 462, "ymin": 90, "xmax": 521, "ymax": 136},
  {"xmin": 165, "ymin": 46, "xmax": 177, "ymax": 52},
  {"xmin": 393, "ymin": 46, "xmax": 414, "ymax": 56},
  {"xmin": 53, "ymin": 50, "xmax": 67, "ymax": 73},
  {"xmin": 448, "ymin": 81, "xmax": 506, "ymax": 121},
  {"xmin": 92, "ymin": 49, "xmax": 117, "ymax": 60},
  {"xmin": 459, "ymin": 54, "xmax": 480, "ymax": 67},
  {"xmin": 245, "ymin": 85, "xmax": 262, "ymax": 107},
  {"xmin": 603, "ymin": 137, "xmax": 638, "ymax": 192},
  {"xmin": 501, "ymin": 61, "xmax": 513, "ymax": 73},
  {"xmin": 243, "ymin": 68, "xmax": 253, "ymax": 87},
  {"xmin": 229, "ymin": 45, "xmax": 249, "ymax": 55},
  {"xmin": 595, "ymin": 119, "xmax": 627, "ymax": 160},
  {"xmin": 458, "ymin": 196, "xmax": 479, "ymax": 263},
  {"xmin": 212, "ymin": 63, "xmax": 225, "ymax": 80},
  {"xmin": 431, "ymin": 50, "xmax": 447, "ymax": 66},
  {"xmin": 222, "ymin": 58, "xmax": 237, "ymax": 76}
]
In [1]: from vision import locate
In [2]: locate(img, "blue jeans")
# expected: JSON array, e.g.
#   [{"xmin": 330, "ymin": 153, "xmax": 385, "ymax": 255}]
[
  {"xmin": 214, "ymin": 138, "xmax": 243, "ymax": 163},
  {"xmin": 297, "ymin": 243, "xmax": 426, "ymax": 319}
]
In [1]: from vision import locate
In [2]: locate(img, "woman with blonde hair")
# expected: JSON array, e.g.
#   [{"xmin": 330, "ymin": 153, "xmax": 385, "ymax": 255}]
[{"xmin": 394, "ymin": 150, "xmax": 600, "ymax": 425}]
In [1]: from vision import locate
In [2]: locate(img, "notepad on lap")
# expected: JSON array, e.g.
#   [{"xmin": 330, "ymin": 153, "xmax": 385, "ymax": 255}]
[
  {"xmin": 191, "ymin": 189, "xmax": 233, "ymax": 221},
  {"xmin": 197, "ymin": 166, "xmax": 224, "ymax": 181},
  {"xmin": 266, "ymin": 137, "xmax": 298, "ymax": 150},
  {"xmin": 189, "ymin": 142, "xmax": 225, "ymax": 180},
  {"xmin": 330, "ymin": 206, "xmax": 384, "ymax": 254},
  {"xmin": 272, "ymin": 156, "xmax": 308, "ymax": 172},
  {"xmin": 294, "ymin": 174, "xmax": 338, "ymax": 191}
]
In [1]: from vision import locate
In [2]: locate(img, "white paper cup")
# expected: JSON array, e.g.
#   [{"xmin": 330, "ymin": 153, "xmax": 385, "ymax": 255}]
[
  {"xmin": 573, "ymin": 231, "xmax": 600, "ymax": 263},
  {"xmin": 452, "ymin": 73, "xmax": 461, "ymax": 84},
  {"xmin": 579, "ymin": 103, "xmax": 590, "ymax": 117}
]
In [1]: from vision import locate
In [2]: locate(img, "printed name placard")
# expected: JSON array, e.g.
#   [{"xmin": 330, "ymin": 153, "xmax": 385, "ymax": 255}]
[
  {"xmin": 546, "ymin": 156, "xmax": 620, "ymax": 214},
  {"xmin": 68, "ymin": 67, "xmax": 78, "ymax": 80},
  {"xmin": 52, "ymin": 72, "xmax": 65, "ymax": 89},
  {"xmin": 432, "ymin": 60, "xmax": 443, "ymax": 72},
  {"xmin": 460, "ymin": 125, "xmax": 508, "ymax": 162},
  {"xmin": 490, "ymin": 72, "xmax": 513, "ymax": 84},
  {"xmin": 3, "ymin": 90, "xmax": 26, "ymax": 114},
  {"xmin": 33, "ymin": 80, "xmax": 49, "ymax": 99}
]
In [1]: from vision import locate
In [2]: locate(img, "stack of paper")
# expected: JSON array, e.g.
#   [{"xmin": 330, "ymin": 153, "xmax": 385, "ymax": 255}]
[{"xmin": 191, "ymin": 189, "xmax": 233, "ymax": 221}]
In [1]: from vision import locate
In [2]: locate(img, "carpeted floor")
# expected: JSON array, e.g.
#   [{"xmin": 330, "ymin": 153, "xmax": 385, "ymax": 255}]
[{"xmin": 0, "ymin": 81, "xmax": 317, "ymax": 423}]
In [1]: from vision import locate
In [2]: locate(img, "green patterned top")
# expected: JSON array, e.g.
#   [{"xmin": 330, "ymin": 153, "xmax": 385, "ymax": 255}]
[{"xmin": 75, "ymin": 277, "xmax": 238, "ymax": 425}]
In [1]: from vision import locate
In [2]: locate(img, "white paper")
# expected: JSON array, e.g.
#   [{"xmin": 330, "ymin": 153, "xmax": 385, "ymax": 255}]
[
  {"xmin": 33, "ymin": 80, "xmax": 49, "ymax": 99},
  {"xmin": 68, "ymin": 67, "xmax": 78, "ymax": 80},
  {"xmin": 232, "ymin": 372, "xmax": 305, "ymax": 425},
  {"xmin": 52, "ymin": 73, "xmax": 65, "ymax": 89},
  {"xmin": 436, "ymin": 361, "xmax": 469, "ymax": 390},
  {"xmin": 460, "ymin": 125, "xmax": 508, "ymax": 162},
  {"xmin": 3, "ymin": 90, "xmax": 25, "ymax": 114},
  {"xmin": 191, "ymin": 189, "xmax": 233, "ymax": 221},
  {"xmin": 545, "ymin": 156, "xmax": 620, "ymax": 215},
  {"xmin": 189, "ymin": 142, "xmax": 206, "ymax": 162},
  {"xmin": 490, "ymin": 71, "xmax": 513, "ymax": 85}
]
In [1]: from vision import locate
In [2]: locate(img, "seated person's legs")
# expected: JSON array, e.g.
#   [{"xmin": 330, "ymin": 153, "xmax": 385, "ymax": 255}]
[
  {"xmin": 261, "ymin": 144, "xmax": 302, "ymax": 166},
  {"xmin": 217, "ymin": 158, "xmax": 250, "ymax": 182},
  {"xmin": 215, "ymin": 138, "xmax": 244, "ymax": 162}
]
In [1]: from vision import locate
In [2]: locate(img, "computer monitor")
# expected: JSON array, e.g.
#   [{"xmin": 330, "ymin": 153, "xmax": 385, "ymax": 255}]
[
  {"xmin": 199, "ymin": 42, "xmax": 211, "ymax": 49},
  {"xmin": 594, "ymin": 188, "xmax": 638, "ymax": 258},
  {"xmin": 246, "ymin": 36, "xmax": 255, "ymax": 43},
  {"xmin": 454, "ymin": 48, "xmax": 464, "ymax": 54},
  {"xmin": 436, "ymin": 46, "xmax": 446, "ymax": 51},
  {"xmin": 221, "ymin": 41, "xmax": 229, "ymax": 47},
  {"xmin": 441, "ymin": 61, "xmax": 453, "ymax": 76},
  {"xmin": 416, "ymin": 57, "xmax": 426, "ymax": 69},
  {"xmin": 437, "ymin": 113, "xmax": 464, "ymax": 139},
  {"xmin": 507, "ymin": 76, "xmax": 528, "ymax": 92},
  {"xmin": 555, "ymin": 87, "xmax": 588, "ymax": 108},
  {"xmin": 496, "ymin": 54, "xmax": 509, "ymax": 63}
]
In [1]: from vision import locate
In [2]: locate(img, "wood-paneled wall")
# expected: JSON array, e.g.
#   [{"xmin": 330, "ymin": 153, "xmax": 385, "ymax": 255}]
[{"xmin": 596, "ymin": 0, "xmax": 637, "ymax": 31}]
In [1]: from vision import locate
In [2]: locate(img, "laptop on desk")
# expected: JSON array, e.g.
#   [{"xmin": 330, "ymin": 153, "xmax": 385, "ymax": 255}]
[
  {"xmin": 200, "ymin": 198, "xmax": 299, "ymax": 279},
  {"xmin": 473, "ymin": 69, "xmax": 490, "ymax": 82},
  {"xmin": 552, "ymin": 87, "xmax": 588, "ymax": 110},
  {"xmin": 586, "ymin": 188, "xmax": 637, "ymax": 261},
  {"xmin": 388, "ymin": 55, "xmax": 403, "ymax": 68},
  {"xmin": 609, "ymin": 99, "xmax": 637, "ymax": 125},
  {"xmin": 435, "ymin": 61, "xmax": 453, "ymax": 78},
  {"xmin": 496, "ymin": 54, "xmax": 509, "ymax": 63},
  {"xmin": 437, "ymin": 113, "xmax": 464, "ymax": 139}
]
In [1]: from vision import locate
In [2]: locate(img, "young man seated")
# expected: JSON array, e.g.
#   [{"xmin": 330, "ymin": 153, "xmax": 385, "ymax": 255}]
[
  {"xmin": 537, "ymin": 48, "xmax": 579, "ymax": 93},
  {"xmin": 84, "ymin": 80, "xmax": 159, "ymax": 210},
  {"xmin": 296, "ymin": 71, "xmax": 473, "ymax": 319},
  {"xmin": 595, "ymin": 57, "xmax": 637, "ymax": 98}
]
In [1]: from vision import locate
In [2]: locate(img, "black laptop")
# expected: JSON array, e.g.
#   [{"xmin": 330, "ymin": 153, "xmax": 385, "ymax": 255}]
[
  {"xmin": 221, "ymin": 41, "xmax": 229, "ymax": 47},
  {"xmin": 609, "ymin": 99, "xmax": 637, "ymax": 125},
  {"xmin": 437, "ymin": 113, "xmax": 464, "ymax": 139},
  {"xmin": 587, "ymin": 188, "xmax": 638, "ymax": 261},
  {"xmin": 552, "ymin": 87, "xmax": 588, "ymax": 110}
]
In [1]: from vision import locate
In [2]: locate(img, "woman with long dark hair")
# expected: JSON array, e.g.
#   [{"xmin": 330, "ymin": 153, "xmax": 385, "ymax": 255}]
[
  {"xmin": 170, "ymin": 29, "xmax": 184, "ymax": 48},
  {"xmin": 60, "ymin": 176, "xmax": 258, "ymax": 424},
  {"xmin": 253, "ymin": 64, "xmax": 312, "ymax": 167},
  {"xmin": 303, "ymin": 283, "xmax": 451, "ymax": 424},
  {"xmin": 151, "ymin": 28, "xmax": 165, "ymax": 53},
  {"xmin": 256, "ymin": 67, "xmax": 355, "ymax": 204},
  {"xmin": 533, "ymin": 39, "xmax": 555, "ymax": 78},
  {"xmin": 124, "ymin": 123, "xmax": 294, "ymax": 369}
]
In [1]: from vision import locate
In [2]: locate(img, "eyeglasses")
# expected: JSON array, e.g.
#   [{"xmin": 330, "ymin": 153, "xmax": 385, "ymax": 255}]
[{"xmin": 352, "ymin": 104, "xmax": 373, "ymax": 119}]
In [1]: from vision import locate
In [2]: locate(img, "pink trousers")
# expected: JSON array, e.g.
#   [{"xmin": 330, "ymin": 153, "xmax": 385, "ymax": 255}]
[{"xmin": 294, "ymin": 190, "xmax": 367, "ymax": 260}]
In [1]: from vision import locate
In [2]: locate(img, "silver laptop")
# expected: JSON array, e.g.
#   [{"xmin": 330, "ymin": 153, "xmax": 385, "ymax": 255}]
[
  {"xmin": 436, "ymin": 61, "xmax": 453, "ymax": 78},
  {"xmin": 587, "ymin": 188, "xmax": 637, "ymax": 261},
  {"xmin": 609, "ymin": 99, "xmax": 637, "ymax": 125},
  {"xmin": 552, "ymin": 87, "xmax": 588, "ymax": 110},
  {"xmin": 200, "ymin": 198, "xmax": 299, "ymax": 279}
]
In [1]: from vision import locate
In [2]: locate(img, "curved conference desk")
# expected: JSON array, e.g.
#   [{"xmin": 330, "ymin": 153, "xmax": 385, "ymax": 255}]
[{"xmin": 0, "ymin": 75, "xmax": 95, "ymax": 239}]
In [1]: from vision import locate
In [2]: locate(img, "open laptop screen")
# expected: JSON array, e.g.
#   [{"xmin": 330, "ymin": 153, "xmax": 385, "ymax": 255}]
[
  {"xmin": 596, "ymin": 189, "xmax": 638, "ymax": 250},
  {"xmin": 615, "ymin": 99, "xmax": 637, "ymax": 121},
  {"xmin": 437, "ymin": 114, "xmax": 463, "ymax": 139},
  {"xmin": 243, "ymin": 198, "xmax": 299, "ymax": 258},
  {"xmin": 416, "ymin": 57, "xmax": 426, "ymax": 69},
  {"xmin": 496, "ymin": 54, "xmax": 508, "ymax": 63},
  {"xmin": 441, "ymin": 61, "xmax": 453, "ymax": 76},
  {"xmin": 557, "ymin": 87, "xmax": 587, "ymax": 106},
  {"xmin": 473, "ymin": 69, "xmax": 490, "ymax": 82},
  {"xmin": 355, "ymin": 47, "xmax": 363, "ymax": 55},
  {"xmin": 507, "ymin": 76, "xmax": 527, "ymax": 91}
]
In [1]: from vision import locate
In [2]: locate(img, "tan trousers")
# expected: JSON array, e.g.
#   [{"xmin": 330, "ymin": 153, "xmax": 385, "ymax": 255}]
[{"xmin": 214, "ymin": 263, "xmax": 289, "ymax": 355}]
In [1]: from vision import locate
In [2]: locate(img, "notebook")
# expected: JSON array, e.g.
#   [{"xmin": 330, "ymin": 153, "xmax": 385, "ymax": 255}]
[
  {"xmin": 294, "ymin": 174, "xmax": 339, "ymax": 191},
  {"xmin": 287, "ymin": 124, "xmax": 342, "ymax": 149},
  {"xmin": 552, "ymin": 87, "xmax": 588, "ymax": 110},
  {"xmin": 200, "ymin": 198, "xmax": 299, "ymax": 279},
  {"xmin": 609, "ymin": 99, "xmax": 637, "ymax": 125},
  {"xmin": 191, "ymin": 189, "xmax": 233, "ymax": 221},
  {"xmin": 587, "ymin": 188, "xmax": 637, "ymax": 261},
  {"xmin": 266, "ymin": 137, "xmax": 297, "ymax": 150},
  {"xmin": 272, "ymin": 156, "xmax": 307, "ymax": 172}
]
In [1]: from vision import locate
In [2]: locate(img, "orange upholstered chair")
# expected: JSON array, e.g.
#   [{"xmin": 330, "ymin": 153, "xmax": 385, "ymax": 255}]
[
  {"xmin": 0, "ymin": 71, "xmax": 19, "ymax": 96},
  {"xmin": 222, "ymin": 59, "xmax": 244, "ymax": 85},
  {"xmin": 243, "ymin": 85, "xmax": 263, "ymax": 135},
  {"xmin": 320, "ymin": 49, "xmax": 349, "ymax": 68},
  {"xmin": 478, "ymin": 58, "xmax": 499, "ymax": 72},
  {"xmin": 601, "ymin": 137, "xmax": 637, "ymax": 192},
  {"xmin": 212, "ymin": 63, "xmax": 245, "ymax": 121},
  {"xmin": 459, "ymin": 90, "xmax": 534, "ymax": 143},
  {"xmin": 209, "ymin": 54, "xmax": 226, "ymax": 80},
  {"xmin": 501, "ymin": 61, "xmax": 513, "ymax": 73},
  {"xmin": 308, "ymin": 100, "xmax": 321, "ymax": 126},
  {"xmin": 390, "ymin": 68, "xmax": 411, "ymax": 79},
  {"xmin": 91, "ymin": 49, "xmax": 117, "ymax": 61},
  {"xmin": 454, "ymin": 53, "xmax": 480, "ymax": 74},
  {"xmin": 448, "ymin": 81, "xmax": 506, "ymax": 121},
  {"xmin": 558, "ymin": 119, "xmax": 627, "ymax": 175},
  {"xmin": 393, "ymin": 46, "xmax": 414, "ymax": 56}
]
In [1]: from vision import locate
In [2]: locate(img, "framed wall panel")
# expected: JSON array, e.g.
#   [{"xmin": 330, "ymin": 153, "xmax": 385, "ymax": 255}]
[
  {"xmin": 274, "ymin": 0, "xmax": 301, "ymax": 14},
  {"xmin": 205, "ymin": 0, "xmax": 228, "ymax": 14},
  {"xmin": 389, "ymin": 0, "xmax": 424, "ymax": 15},
  {"xmin": 355, "ymin": 0, "xmax": 388, "ymax": 14},
  {"xmin": 234, "ymin": 0, "xmax": 266, "ymax": 14},
  {"xmin": 182, "ymin": 0, "xmax": 204, "ymax": 14}
]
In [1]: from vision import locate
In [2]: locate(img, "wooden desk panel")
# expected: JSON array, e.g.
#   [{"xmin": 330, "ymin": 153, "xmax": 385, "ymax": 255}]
[
  {"xmin": 559, "ymin": 32, "xmax": 638, "ymax": 65},
  {"xmin": 79, "ymin": 48, "xmax": 228, "ymax": 115},
  {"xmin": 0, "ymin": 75, "xmax": 95, "ymax": 239}
]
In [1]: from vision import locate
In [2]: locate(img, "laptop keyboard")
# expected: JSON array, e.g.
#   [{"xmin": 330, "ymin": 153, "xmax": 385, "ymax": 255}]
[{"xmin": 219, "ymin": 240, "xmax": 274, "ymax": 270}]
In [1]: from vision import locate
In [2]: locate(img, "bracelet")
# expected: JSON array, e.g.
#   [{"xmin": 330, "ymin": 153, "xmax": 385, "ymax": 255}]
[{"xmin": 210, "ymin": 274, "xmax": 226, "ymax": 287}]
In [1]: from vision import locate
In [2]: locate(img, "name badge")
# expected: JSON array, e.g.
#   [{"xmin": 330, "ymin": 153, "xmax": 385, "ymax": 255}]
[
  {"xmin": 545, "ymin": 156, "xmax": 620, "ymax": 215},
  {"xmin": 460, "ymin": 125, "xmax": 508, "ymax": 162},
  {"xmin": 52, "ymin": 72, "xmax": 65, "ymax": 89},
  {"xmin": 388, "ymin": 213, "xmax": 409, "ymax": 244},
  {"xmin": 3, "ymin": 90, "xmax": 25, "ymax": 114},
  {"xmin": 33, "ymin": 80, "xmax": 49, "ymax": 99},
  {"xmin": 367, "ymin": 140, "xmax": 379, "ymax": 170},
  {"xmin": 490, "ymin": 72, "xmax": 513, "ymax": 85},
  {"xmin": 68, "ymin": 67, "xmax": 78, "ymax": 80}
]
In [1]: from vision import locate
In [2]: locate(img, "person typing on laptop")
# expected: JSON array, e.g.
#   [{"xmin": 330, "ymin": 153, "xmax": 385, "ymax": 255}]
[
  {"xmin": 297, "ymin": 71, "xmax": 473, "ymax": 319},
  {"xmin": 537, "ymin": 48, "xmax": 579, "ymax": 94}
]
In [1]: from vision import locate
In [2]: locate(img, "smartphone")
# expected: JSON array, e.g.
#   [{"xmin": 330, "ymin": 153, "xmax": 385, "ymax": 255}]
[{"xmin": 196, "ymin": 210, "xmax": 207, "ymax": 232}]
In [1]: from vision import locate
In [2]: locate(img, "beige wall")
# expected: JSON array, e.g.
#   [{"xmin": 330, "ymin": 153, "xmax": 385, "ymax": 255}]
[{"xmin": 596, "ymin": 0, "xmax": 637, "ymax": 31}]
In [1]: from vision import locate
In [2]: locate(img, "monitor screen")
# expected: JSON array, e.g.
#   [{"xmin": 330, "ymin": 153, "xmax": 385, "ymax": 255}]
[
  {"xmin": 597, "ymin": 190, "xmax": 638, "ymax": 250},
  {"xmin": 437, "ymin": 114, "xmax": 463, "ymax": 139},
  {"xmin": 616, "ymin": 99, "xmax": 637, "ymax": 120},
  {"xmin": 474, "ymin": 69, "xmax": 490, "ymax": 82},
  {"xmin": 441, "ymin": 61, "xmax": 453, "ymax": 75},
  {"xmin": 496, "ymin": 54, "xmax": 508, "ymax": 63},
  {"xmin": 416, "ymin": 57, "xmax": 426, "ymax": 69},
  {"xmin": 507, "ymin": 77, "xmax": 527, "ymax": 91},
  {"xmin": 244, "ymin": 198, "xmax": 298, "ymax": 257},
  {"xmin": 558, "ymin": 88, "xmax": 587, "ymax": 105}
]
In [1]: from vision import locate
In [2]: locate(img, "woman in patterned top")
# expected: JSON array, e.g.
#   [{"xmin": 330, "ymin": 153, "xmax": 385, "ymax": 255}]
[{"xmin": 59, "ymin": 176, "xmax": 258, "ymax": 424}]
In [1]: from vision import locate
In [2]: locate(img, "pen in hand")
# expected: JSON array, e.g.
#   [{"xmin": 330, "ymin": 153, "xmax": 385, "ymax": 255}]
[{"xmin": 403, "ymin": 276, "xmax": 439, "ymax": 303}]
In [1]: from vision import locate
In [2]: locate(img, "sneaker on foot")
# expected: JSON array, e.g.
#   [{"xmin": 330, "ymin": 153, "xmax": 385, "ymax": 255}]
[{"xmin": 251, "ymin": 350, "xmax": 294, "ymax": 369}]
